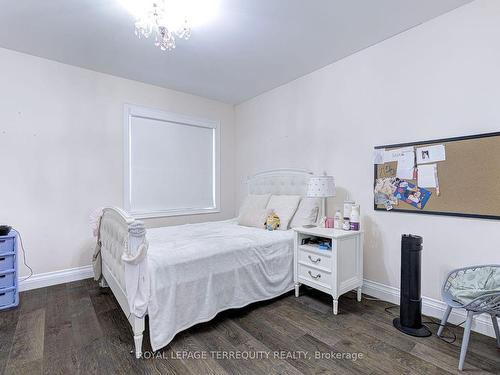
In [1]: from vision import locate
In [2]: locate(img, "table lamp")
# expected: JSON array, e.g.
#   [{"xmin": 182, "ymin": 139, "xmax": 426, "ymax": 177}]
[{"xmin": 306, "ymin": 175, "xmax": 336, "ymax": 224}]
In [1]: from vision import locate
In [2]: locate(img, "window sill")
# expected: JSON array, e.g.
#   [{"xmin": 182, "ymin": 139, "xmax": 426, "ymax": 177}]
[{"xmin": 130, "ymin": 207, "xmax": 221, "ymax": 219}]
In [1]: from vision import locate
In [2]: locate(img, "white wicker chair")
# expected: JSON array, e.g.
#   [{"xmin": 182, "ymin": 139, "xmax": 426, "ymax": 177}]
[{"xmin": 437, "ymin": 265, "xmax": 500, "ymax": 371}]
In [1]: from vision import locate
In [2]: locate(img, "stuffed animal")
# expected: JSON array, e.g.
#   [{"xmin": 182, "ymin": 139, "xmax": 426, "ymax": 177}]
[{"xmin": 265, "ymin": 213, "xmax": 280, "ymax": 231}]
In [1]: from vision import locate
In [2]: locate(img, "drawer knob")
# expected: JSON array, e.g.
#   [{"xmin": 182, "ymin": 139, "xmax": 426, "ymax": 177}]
[
  {"xmin": 308, "ymin": 255, "xmax": 321, "ymax": 263},
  {"xmin": 308, "ymin": 270, "xmax": 321, "ymax": 280}
]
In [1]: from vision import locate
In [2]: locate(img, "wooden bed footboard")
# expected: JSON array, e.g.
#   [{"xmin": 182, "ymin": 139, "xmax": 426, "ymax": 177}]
[{"xmin": 99, "ymin": 207, "xmax": 148, "ymax": 358}]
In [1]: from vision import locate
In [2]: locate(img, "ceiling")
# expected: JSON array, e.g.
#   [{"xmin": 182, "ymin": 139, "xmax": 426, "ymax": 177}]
[{"xmin": 0, "ymin": 0, "xmax": 472, "ymax": 104}]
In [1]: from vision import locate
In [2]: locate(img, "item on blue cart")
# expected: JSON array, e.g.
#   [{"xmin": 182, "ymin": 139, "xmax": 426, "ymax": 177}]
[
  {"xmin": 0, "ymin": 229, "xmax": 19, "ymax": 310},
  {"xmin": 0, "ymin": 225, "xmax": 11, "ymax": 236}
]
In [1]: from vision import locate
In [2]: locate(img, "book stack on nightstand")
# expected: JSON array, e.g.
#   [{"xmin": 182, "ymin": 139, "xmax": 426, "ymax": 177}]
[
  {"xmin": 293, "ymin": 227, "xmax": 363, "ymax": 315},
  {"xmin": 0, "ymin": 230, "xmax": 19, "ymax": 311}
]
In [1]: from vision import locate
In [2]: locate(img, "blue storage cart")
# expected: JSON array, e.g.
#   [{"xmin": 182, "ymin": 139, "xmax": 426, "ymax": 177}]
[{"xmin": 0, "ymin": 229, "xmax": 19, "ymax": 310}]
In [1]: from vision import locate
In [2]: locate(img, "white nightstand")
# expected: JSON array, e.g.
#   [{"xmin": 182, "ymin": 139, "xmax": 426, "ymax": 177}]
[{"xmin": 293, "ymin": 227, "xmax": 363, "ymax": 315}]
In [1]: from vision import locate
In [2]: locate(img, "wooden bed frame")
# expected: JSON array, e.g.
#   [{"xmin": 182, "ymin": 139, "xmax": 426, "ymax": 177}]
[{"xmin": 98, "ymin": 169, "xmax": 313, "ymax": 358}]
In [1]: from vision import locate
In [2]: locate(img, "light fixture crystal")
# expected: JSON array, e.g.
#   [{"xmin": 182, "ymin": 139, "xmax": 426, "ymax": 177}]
[{"xmin": 133, "ymin": 1, "xmax": 191, "ymax": 51}]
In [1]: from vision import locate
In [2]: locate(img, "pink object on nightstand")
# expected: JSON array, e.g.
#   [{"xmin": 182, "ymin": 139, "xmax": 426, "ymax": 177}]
[{"xmin": 324, "ymin": 217, "xmax": 334, "ymax": 228}]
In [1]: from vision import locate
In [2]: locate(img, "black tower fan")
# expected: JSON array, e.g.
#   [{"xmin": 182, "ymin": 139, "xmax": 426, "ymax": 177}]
[{"xmin": 393, "ymin": 234, "xmax": 431, "ymax": 337}]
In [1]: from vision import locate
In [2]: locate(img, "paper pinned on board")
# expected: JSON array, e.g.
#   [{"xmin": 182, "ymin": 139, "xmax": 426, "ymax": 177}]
[
  {"xmin": 396, "ymin": 151, "xmax": 416, "ymax": 179},
  {"xmin": 393, "ymin": 181, "xmax": 432, "ymax": 209},
  {"xmin": 383, "ymin": 147, "xmax": 414, "ymax": 163},
  {"xmin": 397, "ymin": 167, "xmax": 415, "ymax": 179},
  {"xmin": 373, "ymin": 149, "xmax": 385, "ymax": 164},
  {"xmin": 398, "ymin": 151, "xmax": 415, "ymax": 169},
  {"xmin": 377, "ymin": 162, "xmax": 397, "ymax": 178},
  {"xmin": 416, "ymin": 144, "xmax": 446, "ymax": 164},
  {"xmin": 417, "ymin": 164, "xmax": 438, "ymax": 188},
  {"xmin": 389, "ymin": 150, "xmax": 415, "ymax": 179}
]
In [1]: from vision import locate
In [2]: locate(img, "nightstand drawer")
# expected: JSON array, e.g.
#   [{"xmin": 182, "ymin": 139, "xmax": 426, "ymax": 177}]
[
  {"xmin": 0, "ymin": 238, "xmax": 14, "ymax": 255},
  {"xmin": 298, "ymin": 264, "xmax": 332, "ymax": 289},
  {"xmin": 298, "ymin": 249, "xmax": 331, "ymax": 271}
]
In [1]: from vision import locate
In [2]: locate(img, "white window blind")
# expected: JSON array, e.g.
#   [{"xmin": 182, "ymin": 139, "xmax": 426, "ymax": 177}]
[{"xmin": 124, "ymin": 105, "xmax": 220, "ymax": 218}]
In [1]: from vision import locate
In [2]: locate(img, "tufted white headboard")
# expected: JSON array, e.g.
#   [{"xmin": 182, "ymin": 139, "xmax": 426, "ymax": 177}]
[{"xmin": 247, "ymin": 169, "xmax": 313, "ymax": 196}]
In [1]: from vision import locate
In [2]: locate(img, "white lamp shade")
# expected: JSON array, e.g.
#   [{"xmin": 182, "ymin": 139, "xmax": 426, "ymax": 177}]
[{"xmin": 307, "ymin": 176, "xmax": 336, "ymax": 197}]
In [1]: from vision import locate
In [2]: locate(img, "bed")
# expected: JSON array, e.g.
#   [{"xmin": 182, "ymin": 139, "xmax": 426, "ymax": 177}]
[{"xmin": 98, "ymin": 169, "xmax": 314, "ymax": 357}]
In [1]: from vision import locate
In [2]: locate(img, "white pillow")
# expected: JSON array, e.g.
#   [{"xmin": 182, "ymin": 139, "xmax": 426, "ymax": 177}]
[
  {"xmin": 266, "ymin": 195, "xmax": 301, "ymax": 230},
  {"xmin": 238, "ymin": 194, "xmax": 271, "ymax": 218},
  {"xmin": 238, "ymin": 208, "xmax": 273, "ymax": 228},
  {"xmin": 290, "ymin": 198, "xmax": 321, "ymax": 228}
]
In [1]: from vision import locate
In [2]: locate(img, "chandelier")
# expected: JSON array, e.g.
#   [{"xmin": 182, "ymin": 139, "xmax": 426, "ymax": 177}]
[{"xmin": 134, "ymin": 1, "xmax": 191, "ymax": 51}]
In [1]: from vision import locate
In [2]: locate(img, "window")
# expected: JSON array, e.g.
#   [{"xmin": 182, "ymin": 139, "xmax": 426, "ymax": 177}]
[{"xmin": 124, "ymin": 104, "xmax": 220, "ymax": 218}]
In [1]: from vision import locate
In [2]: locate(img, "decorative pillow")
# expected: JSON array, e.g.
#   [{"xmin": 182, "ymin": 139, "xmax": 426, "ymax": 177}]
[
  {"xmin": 289, "ymin": 198, "xmax": 321, "ymax": 228},
  {"xmin": 238, "ymin": 208, "xmax": 274, "ymax": 228},
  {"xmin": 266, "ymin": 195, "xmax": 301, "ymax": 230},
  {"xmin": 238, "ymin": 194, "xmax": 271, "ymax": 218},
  {"xmin": 265, "ymin": 213, "xmax": 280, "ymax": 231},
  {"xmin": 448, "ymin": 267, "xmax": 500, "ymax": 305}
]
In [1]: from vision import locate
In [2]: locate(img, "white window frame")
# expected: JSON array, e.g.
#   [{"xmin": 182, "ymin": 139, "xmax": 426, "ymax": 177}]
[{"xmin": 123, "ymin": 104, "xmax": 220, "ymax": 219}]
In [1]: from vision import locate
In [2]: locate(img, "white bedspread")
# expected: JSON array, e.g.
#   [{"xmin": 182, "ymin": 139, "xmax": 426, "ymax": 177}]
[{"xmin": 146, "ymin": 219, "xmax": 294, "ymax": 351}]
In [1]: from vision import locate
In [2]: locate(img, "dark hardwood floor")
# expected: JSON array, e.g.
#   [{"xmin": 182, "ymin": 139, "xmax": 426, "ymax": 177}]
[{"xmin": 0, "ymin": 279, "xmax": 499, "ymax": 374}]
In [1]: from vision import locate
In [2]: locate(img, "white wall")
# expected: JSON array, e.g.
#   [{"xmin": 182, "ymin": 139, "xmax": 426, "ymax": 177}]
[
  {"xmin": 0, "ymin": 48, "xmax": 235, "ymax": 277},
  {"xmin": 235, "ymin": 0, "xmax": 500, "ymax": 301},
  {"xmin": 2, "ymin": 0, "xmax": 499, "ymax": 303}
]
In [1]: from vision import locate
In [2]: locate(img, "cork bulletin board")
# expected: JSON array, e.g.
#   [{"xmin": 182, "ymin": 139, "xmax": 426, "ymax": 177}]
[{"xmin": 373, "ymin": 131, "xmax": 500, "ymax": 220}]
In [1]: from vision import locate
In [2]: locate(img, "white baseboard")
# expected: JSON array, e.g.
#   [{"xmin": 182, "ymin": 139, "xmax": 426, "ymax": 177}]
[
  {"xmin": 16, "ymin": 267, "xmax": 496, "ymax": 339},
  {"xmin": 362, "ymin": 279, "xmax": 496, "ymax": 338},
  {"xmin": 19, "ymin": 265, "xmax": 93, "ymax": 292}
]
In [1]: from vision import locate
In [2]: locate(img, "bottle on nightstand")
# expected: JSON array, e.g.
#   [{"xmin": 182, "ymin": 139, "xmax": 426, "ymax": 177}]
[
  {"xmin": 350, "ymin": 205, "xmax": 360, "ymax": 231},
  {"xmin": 334, "ymin": 210, "xmax": 342, "ymax": 229},
  {"xmin": 343, "ymin": 200, "xmax": 355, "ymax": 231}
]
